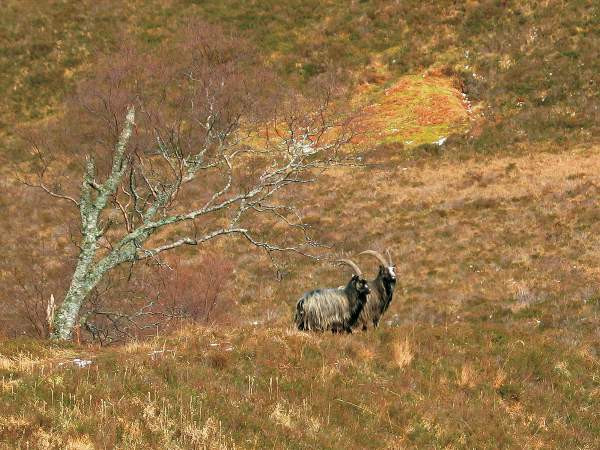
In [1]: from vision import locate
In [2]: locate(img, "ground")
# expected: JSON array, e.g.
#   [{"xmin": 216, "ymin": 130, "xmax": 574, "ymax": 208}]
[
  {"xmin": 2, "ymin": 0, "xmax": 600, "ymax": 448},
  {"xmin": 2, "ymin": 147, "xmax": 600, "ymax": 448}
]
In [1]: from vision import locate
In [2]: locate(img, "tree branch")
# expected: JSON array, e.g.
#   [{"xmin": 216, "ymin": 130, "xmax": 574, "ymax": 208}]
[
  {"xmin": 20, "ymin": 178, "xmax": 80, "ymax": 207},
  {"xmin": 94, "ymin": 106, "xmax": 136, "ymax": 210},
  {"xmin": 138, "ymin": 227, "xmax": 248, "ymax": 259}
]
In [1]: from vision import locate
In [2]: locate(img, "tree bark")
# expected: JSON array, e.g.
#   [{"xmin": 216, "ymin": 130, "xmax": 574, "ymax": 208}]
[
  {"xmin": 50, "ymin": 265, "xmax": 97, "ymax": 340},
  {"xmin": 50, "ymin": 107, "xmax": 136, "ymax": 340},
  {"xmin": 50, "ymin": 242, "xmax": 139, "ymax": 340}
]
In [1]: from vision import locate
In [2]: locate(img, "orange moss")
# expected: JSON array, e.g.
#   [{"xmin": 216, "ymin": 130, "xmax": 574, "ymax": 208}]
[{"xmin": 353, "ymin": 74, "xmax": 470, "ymax": 146}]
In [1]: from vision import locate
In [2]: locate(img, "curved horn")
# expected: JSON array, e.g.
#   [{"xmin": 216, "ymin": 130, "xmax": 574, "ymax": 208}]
[
  {"xmin": 386, "ymin": 248, "xmax": 394, "ymax": 265},
  {"xmin": 337, "ymin": 259, "xmax": 363, "ymax": 277},
  {"xmin": 359, "ymin": 250, "xmax": 388, "ymax": 267}
]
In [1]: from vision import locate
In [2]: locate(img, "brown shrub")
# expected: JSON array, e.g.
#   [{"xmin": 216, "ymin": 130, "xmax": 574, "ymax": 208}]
[
  {"xmin": 153, "ymin": 254, "xmax": 233, "ymax": 325},
  {"xmin": 76, "ymin": 253, "xmax": 233, "ymax": 344}
]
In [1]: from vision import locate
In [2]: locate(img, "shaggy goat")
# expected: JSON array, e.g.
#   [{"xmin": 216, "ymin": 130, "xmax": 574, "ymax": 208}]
[
  {"xmin": 294, "ymin": 259, "xmax": 370, "ymax": 333},
  {"xmin": 354, "ymin": 249, "xmax": 396, "ymax": 330}
]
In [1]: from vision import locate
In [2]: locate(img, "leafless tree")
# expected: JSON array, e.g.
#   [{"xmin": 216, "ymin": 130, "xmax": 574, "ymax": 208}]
[{"xmin": 20, "ymin": 22, "xmax": 359, "ymax": 340}]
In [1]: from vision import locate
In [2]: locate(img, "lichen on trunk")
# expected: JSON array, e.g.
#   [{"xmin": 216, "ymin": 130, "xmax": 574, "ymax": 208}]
[{"xmin": 50, "ymin": 107, "xmax": 136, "ymax": 340}]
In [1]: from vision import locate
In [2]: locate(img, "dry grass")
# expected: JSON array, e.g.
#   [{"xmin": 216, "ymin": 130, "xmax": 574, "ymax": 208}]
[
  {"xmin": 391, "ymin": 337, "xmax": 413, "ymax": 369},
  {"xmin": 3, "ymin": 0, "xmax": 600, "ymax": 447},
  {"xmin": 1, "ymin": 311, "xmax": 599, "ymax": 448}
]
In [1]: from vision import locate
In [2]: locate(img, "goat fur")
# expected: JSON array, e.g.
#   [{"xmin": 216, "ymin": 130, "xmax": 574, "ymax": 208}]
[
  {"xmin": 356, "ymin": 264, "xmax": 396, "ymax": 330},
  {"xmin": 295, "ymin": 275, "xmax": 370, "ymax": 333}
]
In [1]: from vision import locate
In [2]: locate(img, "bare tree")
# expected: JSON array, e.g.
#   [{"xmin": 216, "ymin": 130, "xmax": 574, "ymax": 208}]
[{"xmin": 20, "ymin": 23, "xmax": 358, "ymax": 340}]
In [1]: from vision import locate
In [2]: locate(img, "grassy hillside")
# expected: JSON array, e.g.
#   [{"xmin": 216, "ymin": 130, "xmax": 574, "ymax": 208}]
[
  {"xmin": 3, "ymin": 146, "xmax": 600, "ymax": 447},
  {"xmin": 2, "ymin": 1, "xmax": 599, "ymax": 154},
  {"xmin": 1, "ymin": 297, "xmax": 599, "ymax": 448},
  {"xmin": 2, "ymin": 0, "xmax": 600, "ymax": 448}
]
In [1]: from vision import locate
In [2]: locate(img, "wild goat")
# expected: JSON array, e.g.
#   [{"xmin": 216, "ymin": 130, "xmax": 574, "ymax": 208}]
[
  {"xmin": 294, "ymin": 259, "xmax": 370, "ymax": 333},
  {"xmin": 354, "ymin": 249, "xmax": 396, "ymax": 330}
]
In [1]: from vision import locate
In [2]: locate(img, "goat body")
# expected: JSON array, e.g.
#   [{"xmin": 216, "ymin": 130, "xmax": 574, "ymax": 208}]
[
  {"xmin": 295, "ymin": 275, "xmax": 369, "ymax": 333},
  {"xmin": 356, "ymin": 265, "xmax": 396, "ymax": 330}
]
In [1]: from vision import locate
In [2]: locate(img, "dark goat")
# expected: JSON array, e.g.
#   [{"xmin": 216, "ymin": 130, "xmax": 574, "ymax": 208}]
[
  {"xmin": 295, "ymin": 259, "xmax": 370, "ymax": 333},
  {"xmin": 355, "ymin": 249, "xmax": 396, "ymax": 330}
]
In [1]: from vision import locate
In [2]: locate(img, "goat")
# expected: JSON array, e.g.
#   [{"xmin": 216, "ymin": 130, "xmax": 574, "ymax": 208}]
[
  {"xmin": 294, "ymin": 259, "xmax": 370, "ymax": 333},
  {"xmin": 354, "ymin": 249, "xmax": 396, "ymax": 330}
]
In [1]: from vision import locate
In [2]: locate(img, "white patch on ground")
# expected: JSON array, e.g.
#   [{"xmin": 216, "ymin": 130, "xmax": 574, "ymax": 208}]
[{"xmin": 73, "ymin": 358, "xmax": 92, "ymax": 368}]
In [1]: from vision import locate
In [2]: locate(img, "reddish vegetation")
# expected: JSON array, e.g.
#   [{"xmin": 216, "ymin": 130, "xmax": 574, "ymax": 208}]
[
  {"xmin": 151, "ymin": 255, "xmax": 233, "ymax": 325},
  {"xmin": 353, "ymin": 74, "xmax": 470, "ymax": 145},
  {"xmin": 415, "ymin": 92, "xmax": 464, "ymax": 126}
]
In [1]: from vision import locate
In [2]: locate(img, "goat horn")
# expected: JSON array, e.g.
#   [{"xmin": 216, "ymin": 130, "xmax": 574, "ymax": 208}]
[
  {"xmin": 359, "ymin": 250, "xmax": 388, "ymax": 267},
  {"xmin": 337, "ymin": 259, "xmax": 363, "ymax": 277},
  {"xmin": 386, "ymin": 248, "xmax": 393, "ymax": 265}
]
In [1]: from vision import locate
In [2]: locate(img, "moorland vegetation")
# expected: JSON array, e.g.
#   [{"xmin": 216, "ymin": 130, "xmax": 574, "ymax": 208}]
[{"xmin": 1, "ymin": 0, "xmax": 599, "ymax": 447}]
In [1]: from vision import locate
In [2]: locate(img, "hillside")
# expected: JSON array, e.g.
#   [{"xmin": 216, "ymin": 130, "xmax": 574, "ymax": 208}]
[
  {"xmin": 2, "ymin": 1, "xmax": 599, "ymax": 154},
  {"xmin": 3, "ymin": 147, "xmax": 600, "ymax": 447},
  {"xmin": 1, "ymin": 275, "xmax": 599, "ymax": 448},
  {"xmin": 2, "ymin": 0, "xmax": 600, "ymax": 448}
]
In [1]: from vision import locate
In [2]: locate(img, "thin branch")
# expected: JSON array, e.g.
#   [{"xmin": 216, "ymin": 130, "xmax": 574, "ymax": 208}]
[
  {"xmin": 114, "ymin": 197, "xmax": 132, "ymax": 232},
  {"xmin": 20, "ymin": 179, "xmax": 80, "ymax": 207},
  {"xmin": 238, "ymin": 230, "xmax": 328, "ymax": 260},
  {"xmin": 138, "ymin": 227, "xmax": 248, "ymax": 259}
]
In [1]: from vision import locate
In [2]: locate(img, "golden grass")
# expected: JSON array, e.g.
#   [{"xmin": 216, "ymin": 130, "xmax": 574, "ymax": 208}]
[
  {"xmin": 1, "ymin": 307, "xmax": 599, "ymax": 448},
  {"xmin": 458, "ymin": 363, "xmax": 477, "ymax": 388},
  {"xmin": 391, "ymin": 337, "xmax": 413, "ymax": 369}
]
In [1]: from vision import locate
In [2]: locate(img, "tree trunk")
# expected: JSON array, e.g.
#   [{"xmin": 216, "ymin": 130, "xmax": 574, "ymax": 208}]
[
  {"xmin": 50, "ymin": 277, "xmax": 96, "ymax": 340},
  {"xmin": 50, "ymin": 107, "xmax": 136, "ymax": 340},
  {"xmin": 50, "ymin": 238, "xmax": 139, "ymax": 340},
  {"xmin": 50, "ymin": 243, "xmax": 98, "ymax": 340}
]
